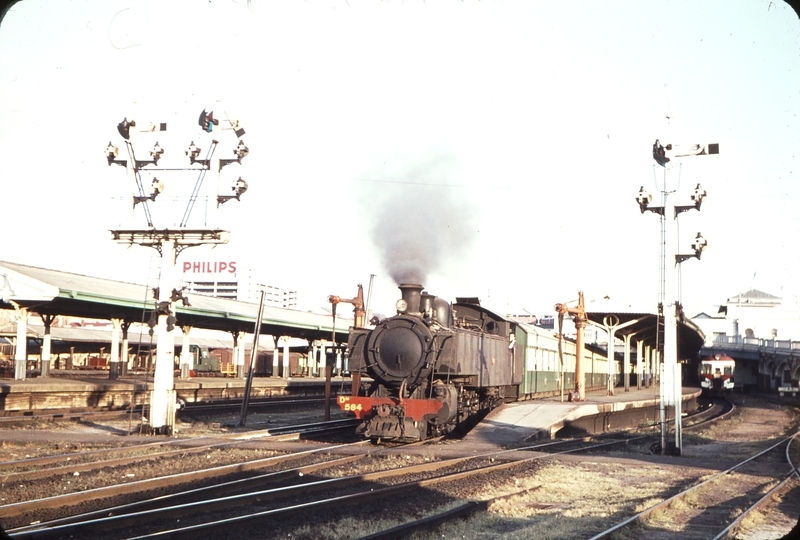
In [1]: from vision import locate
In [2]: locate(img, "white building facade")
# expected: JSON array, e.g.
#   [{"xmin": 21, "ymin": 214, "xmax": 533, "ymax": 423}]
[
  {"xmin": 179, "ymin": 259, "xmax": 296, "ymax": 308},
  {"xmin": 692, "ymin": 289, "xmax": 800, "ymax": 345}
]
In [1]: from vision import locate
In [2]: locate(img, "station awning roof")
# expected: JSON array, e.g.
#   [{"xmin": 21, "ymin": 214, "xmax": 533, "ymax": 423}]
[
  {"xmin": 583, "ymin": 294, "xmax": 705, "ymax": 359},
  {"xmin": 0, "ymin": 261, "xmax": 350, "ymax": 343}
]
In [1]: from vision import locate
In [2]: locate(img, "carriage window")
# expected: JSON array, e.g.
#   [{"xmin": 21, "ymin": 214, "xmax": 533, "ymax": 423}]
[{"xmin": 724, "ymin": 366, "xmax": 733, "ymax": 375}]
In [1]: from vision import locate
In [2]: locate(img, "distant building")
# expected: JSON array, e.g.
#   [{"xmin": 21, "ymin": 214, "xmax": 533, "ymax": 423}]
[
  {"xmin": 260, "ymin": 285, "xmax": 298, "ymax": 309},
  {"xmin": 505, "ymin": 314, "xmax": 538, "ymax": 326},
  {"xmin": 538, "ymin": 315, "xmax": 555, "ymax": 330},
  {"xmin": 692, "ymin": 289, "xmax": 800, "ymax": 344},
  {"xmin": 178, "ymin": 259, "xmax": 296, "ymax": 308}
]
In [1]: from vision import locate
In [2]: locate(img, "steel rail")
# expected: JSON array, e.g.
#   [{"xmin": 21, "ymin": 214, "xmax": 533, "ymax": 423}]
[
  {"xmin": 0, "ymin": 421, "xmax": 363, "ymax": 520},
  {"xmin": 712, "ymin": 432, "xmax": 800, "ymax": 540},
  {"xmin": 0, "ymin": 426, "xmax": 304, "ymax": 480},
  {"xmin": 0, "ymin": 440, "xmax": 172, "ymax": 472},
  {"xmin": 40, "ymin": 435, "xmax": 648, "ymax": 538},
  {"xmin": 357, "ymin": 487, "xmax": 543, "ymax": 540},
  {"xmin": 0, "ymin": 417, "xmax": 360, "ymax": 478},
  {"xmin": 587, "ymin": 434, "xmax": 797, "ymax": 540},
  {"xmin": 2, "ymin": 398, "xmax": 734, "ymax": 537},
  {"xmin": 6, "ymin": 402, "xmax": 726, "ymax": 538},
  {"xmin": 0, "ymin": 440, "xmax": 241, "ymax": 484},
  {"xmin": 0, "ymin": 409, "xmax": 143, "ymax": 426},
  {"xmin": 182, "ymin": 397, "xmax": 325, "ymax": 412},
  {"xmin": 352, "ymin": 399, "xmax": 737, "ymax": 540},
  {"xmin": 120, "ymin": 440, "xmax": 627, "ymax": 539},
  {"xmin": 8, "ymin": 451, "xmax": 368, "ymax": 538}
]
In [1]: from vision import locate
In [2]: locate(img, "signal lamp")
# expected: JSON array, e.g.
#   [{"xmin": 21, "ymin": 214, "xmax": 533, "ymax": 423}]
[
  {"xmin": 690, "ymin": 183, "xmax": 707, "ymax": 209},
  {"xmin": 133, "ymin": 178, "xmax": 164, "ymax": 206},
  {"xmin": 186, "ymin": 141, "xmax": 201, "ymax": 163},
  {"xmin": 217, "ymin": 177, "xmax": 248, "ymax": 205},
  {"xmin": 149, "ymin": 142, "xmax": 164, "ymax": 164},
  {"xmin": 234, "ymin": 140, "xmax": 249, "ymax": 162},
  {"xmin": 106, "ymin": 142, "xmax": 119, "ymax": 166},
  {"xmin": 636, "ymin": 186, "xmax": 652, "ymax": 214}
]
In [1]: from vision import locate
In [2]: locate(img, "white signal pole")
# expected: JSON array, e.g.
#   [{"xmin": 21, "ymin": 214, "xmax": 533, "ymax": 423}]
[
  {"xmin": 637, "ymin": 140, "xmax": 716, "ymax": 455},
  {"xmin": 107, "ymin": 110, "xmax": 248, "ymax": 434}
]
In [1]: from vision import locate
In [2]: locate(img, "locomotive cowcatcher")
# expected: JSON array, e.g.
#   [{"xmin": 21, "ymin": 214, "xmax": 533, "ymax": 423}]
[{"xmin": 338, "ymin": 283, "xmax": 523, "ymax": 442}]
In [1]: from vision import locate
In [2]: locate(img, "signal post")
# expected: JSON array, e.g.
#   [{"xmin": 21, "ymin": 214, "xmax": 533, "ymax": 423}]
[
  {"xmin": 107, "ymin": 108, "xmax": 249, "ymax": 434},
  {"xmin": 637, "ymin": 139, "xmax": 717, "ymax": 454}
]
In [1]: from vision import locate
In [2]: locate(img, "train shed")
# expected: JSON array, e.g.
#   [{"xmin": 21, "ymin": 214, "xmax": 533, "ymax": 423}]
[{"xmin": 0, "ymin": 261, "xmax": 351, "ymax": 379}]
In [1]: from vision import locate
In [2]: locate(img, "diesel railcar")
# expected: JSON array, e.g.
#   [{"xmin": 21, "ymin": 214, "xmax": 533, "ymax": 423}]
[{"xmin": 699, "ymin": 354, "xmax": 735, "ymax": 396}]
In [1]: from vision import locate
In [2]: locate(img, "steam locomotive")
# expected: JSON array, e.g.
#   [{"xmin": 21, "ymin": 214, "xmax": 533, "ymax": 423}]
[{"xmin": 338, "ymin": 283, "xmax": 524, "ymax": 441}]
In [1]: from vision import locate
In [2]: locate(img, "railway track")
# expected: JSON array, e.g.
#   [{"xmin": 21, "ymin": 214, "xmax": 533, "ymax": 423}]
[
  {"xmin": 0, "ymin": 396, "xmax": 329, "ymax": 427},
  {"xmin": 0, "ymin": 418, "xmax": 361, "ymax": 486},
  {"xmin": 5, "ymin": 442, "xmax": 370, "ymax": 539},
  {"xmin": 0, "ymin": 419, "xmax": 361, "ymax": 528},
  {"xmin": 588, "ymin": 433, "xmax": 800, "ymax": 539},
  {"xmin": 4, "ymin": 428, "xmax": 698, "ymax": 539},
  {"xmin": 181, "ymin": 396, "xmax": 326, "ymax": 413},
  {"xmin": 0, "ymin": 408, "xmax": 143, "ymax": 426},
  {"xmin": 1, "ymin": 394, "xmax": 787, "ymax": 539},
  {"xmin": 3, "ymin": 444, "xmax": 556, "ymax": 538}
]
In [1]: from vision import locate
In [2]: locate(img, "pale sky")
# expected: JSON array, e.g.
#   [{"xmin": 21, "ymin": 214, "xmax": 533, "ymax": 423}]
[{"xmin": 1, "ymin": 0, "xmax": 798, "ymax": 320}]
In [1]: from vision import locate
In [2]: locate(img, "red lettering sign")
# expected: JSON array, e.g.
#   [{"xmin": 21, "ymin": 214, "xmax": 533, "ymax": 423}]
[{"xmin": 181, "ymin": 262, "xmax": 238, "ymax": 274}]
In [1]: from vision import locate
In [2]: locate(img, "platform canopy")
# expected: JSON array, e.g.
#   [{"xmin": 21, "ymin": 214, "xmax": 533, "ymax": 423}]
[
  {"xmin": 0, "ymin": 261, "xmax": 351, "ymax": 343},
  {"xmin": 584, "ymin": 294, "xmax": 705, "ymax": 360}
]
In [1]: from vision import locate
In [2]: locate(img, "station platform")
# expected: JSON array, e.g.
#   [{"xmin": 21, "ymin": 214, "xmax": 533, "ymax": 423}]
[
  {"xmin": 465, "ymin": 386, "xmax": 701, "ymax": 446},
  {"xmin": 0, "ymin": 373, "xmax": 352, "ymax": 413}
]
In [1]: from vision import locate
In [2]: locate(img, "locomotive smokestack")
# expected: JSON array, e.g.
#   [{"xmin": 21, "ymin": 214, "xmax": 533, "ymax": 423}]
[{"xmin": 398, "ymin": 283, "xmax": 424, "ymax": 314}]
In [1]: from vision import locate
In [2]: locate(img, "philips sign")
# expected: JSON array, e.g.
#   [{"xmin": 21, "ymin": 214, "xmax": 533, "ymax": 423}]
[{"xmin": 182, "ymin": 261, "xmax": 238, "ymax": 274}]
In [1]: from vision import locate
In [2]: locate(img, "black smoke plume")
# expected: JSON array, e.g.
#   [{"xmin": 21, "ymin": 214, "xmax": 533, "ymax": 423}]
[{"xmin": 361, "ymin": 150, "xmax": 478, "ymax": 286}]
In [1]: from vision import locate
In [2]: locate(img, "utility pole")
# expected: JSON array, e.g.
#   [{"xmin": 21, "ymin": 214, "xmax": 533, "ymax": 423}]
[
  {"xmin": 107, "ymin": 108, "xmax": 249, "ymax": 434},
  {"xmin": 636, "ymin": 140, "xmax": 716, "ymax": 454}
]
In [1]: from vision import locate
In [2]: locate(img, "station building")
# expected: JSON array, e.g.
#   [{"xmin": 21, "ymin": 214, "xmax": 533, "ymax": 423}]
[
  {"xmin": 691, "ymin": 289, "xmax": 800, "ymax": 392},
  {"xmin": 691, "ymin": 289, "xmax": 800, "ymax": 345}
]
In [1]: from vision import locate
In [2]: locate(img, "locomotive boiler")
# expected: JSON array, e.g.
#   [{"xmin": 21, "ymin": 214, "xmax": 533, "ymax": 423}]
[{"xmin": 338, "ymin": 284, "xmax": 523, "ymax": 442}]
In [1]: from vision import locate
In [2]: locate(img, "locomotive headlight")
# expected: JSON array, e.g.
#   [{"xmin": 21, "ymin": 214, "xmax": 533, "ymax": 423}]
[{"xmin": 395, "ymin": 299, "xmax": 408, "ymax": 313}]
